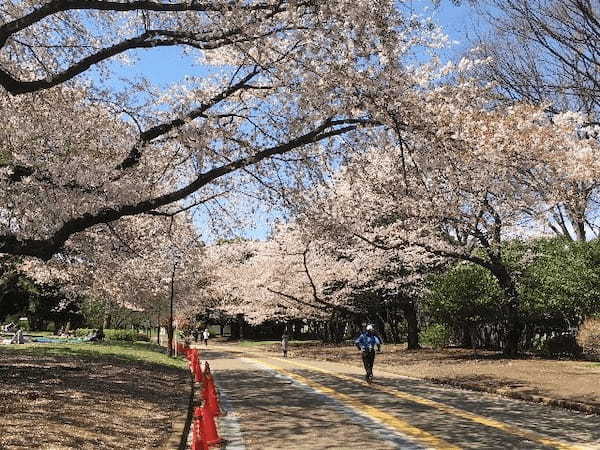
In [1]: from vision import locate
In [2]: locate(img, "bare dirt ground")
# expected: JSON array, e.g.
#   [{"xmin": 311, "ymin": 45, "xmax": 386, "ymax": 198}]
[
  {"xmin": 249, "ymin": 342, "xmax": 600, "ymax": 412},
  {"xmin": 0, "ymin": 346, "xmax": 189, "ymax": 449}
]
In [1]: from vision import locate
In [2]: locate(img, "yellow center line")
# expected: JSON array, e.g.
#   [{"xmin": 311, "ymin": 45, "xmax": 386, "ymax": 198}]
[
  {"xmin": 248, "ymin": 356, "xmax": 461, "ymax": 450},
  {"xmin": 268, "ymin": 355, "xmax": 584, "ymax": 450},
  {"xmin": 212, "ymin": 346, "xmax": 585, "ymax": 450}
]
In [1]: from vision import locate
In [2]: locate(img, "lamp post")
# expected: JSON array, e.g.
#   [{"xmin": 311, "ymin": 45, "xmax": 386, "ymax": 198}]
[{"xmin": 167, "ymin": 247, "xmax": 182, "ymax": 358}]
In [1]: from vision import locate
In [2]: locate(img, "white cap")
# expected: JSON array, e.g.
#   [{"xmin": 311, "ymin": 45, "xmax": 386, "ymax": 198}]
[{"xmin": 366, "ymin": 324, "xmax": 374, "ymax": 331}]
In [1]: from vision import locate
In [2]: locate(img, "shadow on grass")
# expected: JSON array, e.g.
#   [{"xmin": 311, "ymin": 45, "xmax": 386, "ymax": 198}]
[
  {"xmin": 0, "ymin": 341, "xmax": 190, "ymax": 449},
  {"xmin": 0, "ymin": 341, "xmax": 188, "ymax": 372}
]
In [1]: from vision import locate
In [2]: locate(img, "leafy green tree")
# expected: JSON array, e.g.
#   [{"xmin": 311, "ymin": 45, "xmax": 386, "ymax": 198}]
[
  {"xmin": 424, "ymin": 263, "xmax": 504, "ymax": 348},
  {"xmin": 425, "ymin": 237, "xmax": 600, "ymax": 351},
  {"xmin": 520, "ymin": 238, "xmax": 600, "ymax": 331}
]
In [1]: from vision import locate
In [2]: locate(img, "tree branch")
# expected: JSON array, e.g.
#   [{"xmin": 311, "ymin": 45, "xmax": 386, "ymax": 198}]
[{"xmin": 0, "ymin": 118, "xmax": 367, "ymax": 259}]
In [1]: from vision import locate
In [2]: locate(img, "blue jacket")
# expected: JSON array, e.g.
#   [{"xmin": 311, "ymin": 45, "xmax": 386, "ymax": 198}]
[{"xmin": 355, "ymin": 332, "xmax": 381, "ymax": 351}]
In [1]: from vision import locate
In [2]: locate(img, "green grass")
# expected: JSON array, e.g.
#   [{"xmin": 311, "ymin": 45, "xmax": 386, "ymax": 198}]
[{"xmin": 0, "ymin": 341, "xmax": 189, "ymax": 371}]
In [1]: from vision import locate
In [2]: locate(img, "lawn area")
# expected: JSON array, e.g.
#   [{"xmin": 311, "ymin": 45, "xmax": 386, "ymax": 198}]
[
  {"xmin": 0, "ymin": 341, "xmax": 190, "ymax": 449},
  {"xmin": 0, "ymin": 341, "xmax": 188, "ymax": 370}
]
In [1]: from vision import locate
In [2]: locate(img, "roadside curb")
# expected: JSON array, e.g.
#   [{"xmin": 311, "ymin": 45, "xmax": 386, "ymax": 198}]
[{"xmin": 423, "ymin": 377, "xmax": 600, "ymax": 416}]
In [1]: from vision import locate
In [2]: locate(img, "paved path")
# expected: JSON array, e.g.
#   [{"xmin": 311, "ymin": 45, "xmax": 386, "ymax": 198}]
[{"xmin": 198, "ymin": 345, "xmax": 600, "ymax": 450}]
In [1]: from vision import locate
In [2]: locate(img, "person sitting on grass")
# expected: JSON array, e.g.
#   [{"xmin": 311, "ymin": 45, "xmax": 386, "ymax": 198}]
[
  {"xmin": 355, "ymin": 324, "xmax": 382, "ymax": 383},
  {"xmin": 86, "ymin": 328, "xmax": 104, "ymax": 342},
  {"xmin": 10, "ymin": 328, "xmax": 25, "ymax": 344}
]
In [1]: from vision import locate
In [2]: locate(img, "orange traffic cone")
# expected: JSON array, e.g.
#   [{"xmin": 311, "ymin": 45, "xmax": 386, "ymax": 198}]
[
  {"xmin": 193, "ymin": 354, "xmax": 203, "ymax": 383},
  {"xmin": 187, "ymin": 350, "xmax": 203, "ymax": 382},
  {"xmin": 203, "ymin": 375, "xmax": 221, "ymax": 417},
  {"xmin": 200, "ymin": 406, "xmax": 223, "ymax": 446},
  {"xmin": 191, "ymin": 407, "xmax": 209, "ymax": 450}
]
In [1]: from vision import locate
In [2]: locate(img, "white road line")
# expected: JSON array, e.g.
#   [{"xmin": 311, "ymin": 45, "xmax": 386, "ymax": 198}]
[{"xmin": 240, "ymin": 357, "xmax": 428, "ymax": 450}]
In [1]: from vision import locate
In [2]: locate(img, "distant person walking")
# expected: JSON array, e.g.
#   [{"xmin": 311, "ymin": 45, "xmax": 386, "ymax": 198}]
[
  {"xmin": 281, "ymin": 333, "xmax": 289, "ymax": 357},
  {"xmin": 202, "ymin": 328, "xmax": 210, "ymax": 347},
  {"xmin": 355, "ymin": 324, "xmax": 382, "ymax": 383}
]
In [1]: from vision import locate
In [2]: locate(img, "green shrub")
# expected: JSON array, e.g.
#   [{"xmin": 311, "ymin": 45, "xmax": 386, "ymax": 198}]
[
  {"xmin": 540, "ymin": 333, "xmax": 582, "ymax": 357},
  {"xmin": 577, "ymin": 318, "xmax": 600, "ymax": 356},
  {"xmin": 106, "ymin": 329, "xmax": 149, "ymax": 342},
  {"xmin": 74, "ymin": 328, "xmax": 93, "ymax": 337},
  {"xmin": 73, "ymin": 328, "xmax": 149, "ymax": 342},
  {"xmin": 420, "ymin": 324, "xmax": 451, "ymax": 349}
]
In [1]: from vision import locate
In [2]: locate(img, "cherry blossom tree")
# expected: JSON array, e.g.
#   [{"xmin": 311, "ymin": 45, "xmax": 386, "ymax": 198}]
[
  {"xmin": 292, "ymin": 79, "xmax": 600, "ymax": 355},
  {"xmin": 205, "ymin": 222, "xmax": 442, "ymax": 345},
  {"xmin": 18, "ymin": 211, "xmax": 213, "ymax": 346},
  {"xmin": 0, "ymin": 0, "xmax": 451, "ymax": 262},
  {"xmin": 473, "ymin": 0, "xmax": 600, "ymax": 241},
  {"xmin": 204, "ymin": 230, "xmax": 355, "ymax": 341}
]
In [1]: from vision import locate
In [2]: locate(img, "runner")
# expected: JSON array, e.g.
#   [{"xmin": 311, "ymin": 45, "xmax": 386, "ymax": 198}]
[
  {"xmin": 355, "ymin": 324, "xmax": 382, "ymax": 383},
  {"xmin": 203, "ymin": 328, "xmax": 210, "ymax": 346}
]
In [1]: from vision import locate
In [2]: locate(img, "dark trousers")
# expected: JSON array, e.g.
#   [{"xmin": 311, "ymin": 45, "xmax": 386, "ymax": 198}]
[{"xmin": 362, "ymin": 349, "xmax": 376, "ymax": 377}]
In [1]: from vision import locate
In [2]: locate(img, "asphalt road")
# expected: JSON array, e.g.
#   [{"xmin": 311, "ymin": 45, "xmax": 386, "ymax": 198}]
[{"xmin": 199, "ymin": 345, "xmax": 600, "ymax": 450}]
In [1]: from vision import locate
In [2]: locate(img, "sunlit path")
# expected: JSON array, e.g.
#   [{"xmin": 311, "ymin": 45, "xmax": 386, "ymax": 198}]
[{"xmin": 201, "ymin": 345, "xmax": 600, "ymax": 450}]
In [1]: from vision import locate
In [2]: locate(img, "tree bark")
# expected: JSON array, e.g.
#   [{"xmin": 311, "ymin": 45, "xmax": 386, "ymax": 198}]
[
  {"xmin": 461, "ymin": 324, "xmax": 473, "ymax": 348},
  {"xmin": 156, "ymin": 313, "xmax": 161, "ymax": 346},
  {"xmin": 238, "ymin": 313, "xmax": 245, "ymax": 340},
  {"xmin": 167, "ymin": 263, "xmax": 176, "ymax": 357},
  {"xmin": 503, "ymin": 298, "xmax": 524, "ymax": 357},
  {"xmin": 374, "ymin": 314, "xmax": 388, "ymax": 343},
  {"xmin": 102, "ymin": 312, "xmax": 112, "ymax": 330},
  {"xmin": 490, "ymin": 262, "xmax": 523, "ymax": 356},
  {"xmin": 402, "ymin": 301, "xmax": 420, "ymax": 350}
]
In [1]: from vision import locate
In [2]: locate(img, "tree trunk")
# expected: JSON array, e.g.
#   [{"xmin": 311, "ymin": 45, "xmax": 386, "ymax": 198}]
[
  {"xmin": 402, "ymin": 301, "xmax": 420, "ymax": 350},
  {"xmin": 293, "ymin": 320, "xmax": 302, "ymax": 339},
  {"xmin": 461, "ymin": 324, "xmax": 473, "ymax": 348},
  {"xmin": 103, "ymin": 313, "xmax": 112, "ymax": 330},
  {"xmin": 374, "ymin": 314, "xmax": 388, "ymax": 343},
  {"xmin": 238, "ymin": 313, "xmax": 245, "ymax": 339},
  {"xmin": 168, "ymin": 264, "xmax": 176, "ymax": 358},
  {"xmin": 490, "ymin": 262, "xmax": 523, "ymax": 357},
  {"xmin": 503, "ymin": 298, "xmax": 524, "ymax": 357},
  {"xmin": 388, "ymin": 320, "xmax": 400, "ymax": 344},
  {"xmin": 167, "ymin": 325, "xmax": 174, "ymax": 357},
  {"xmin": 156, "ymin": 312, "xmax": 161, "ymax": 346}
]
